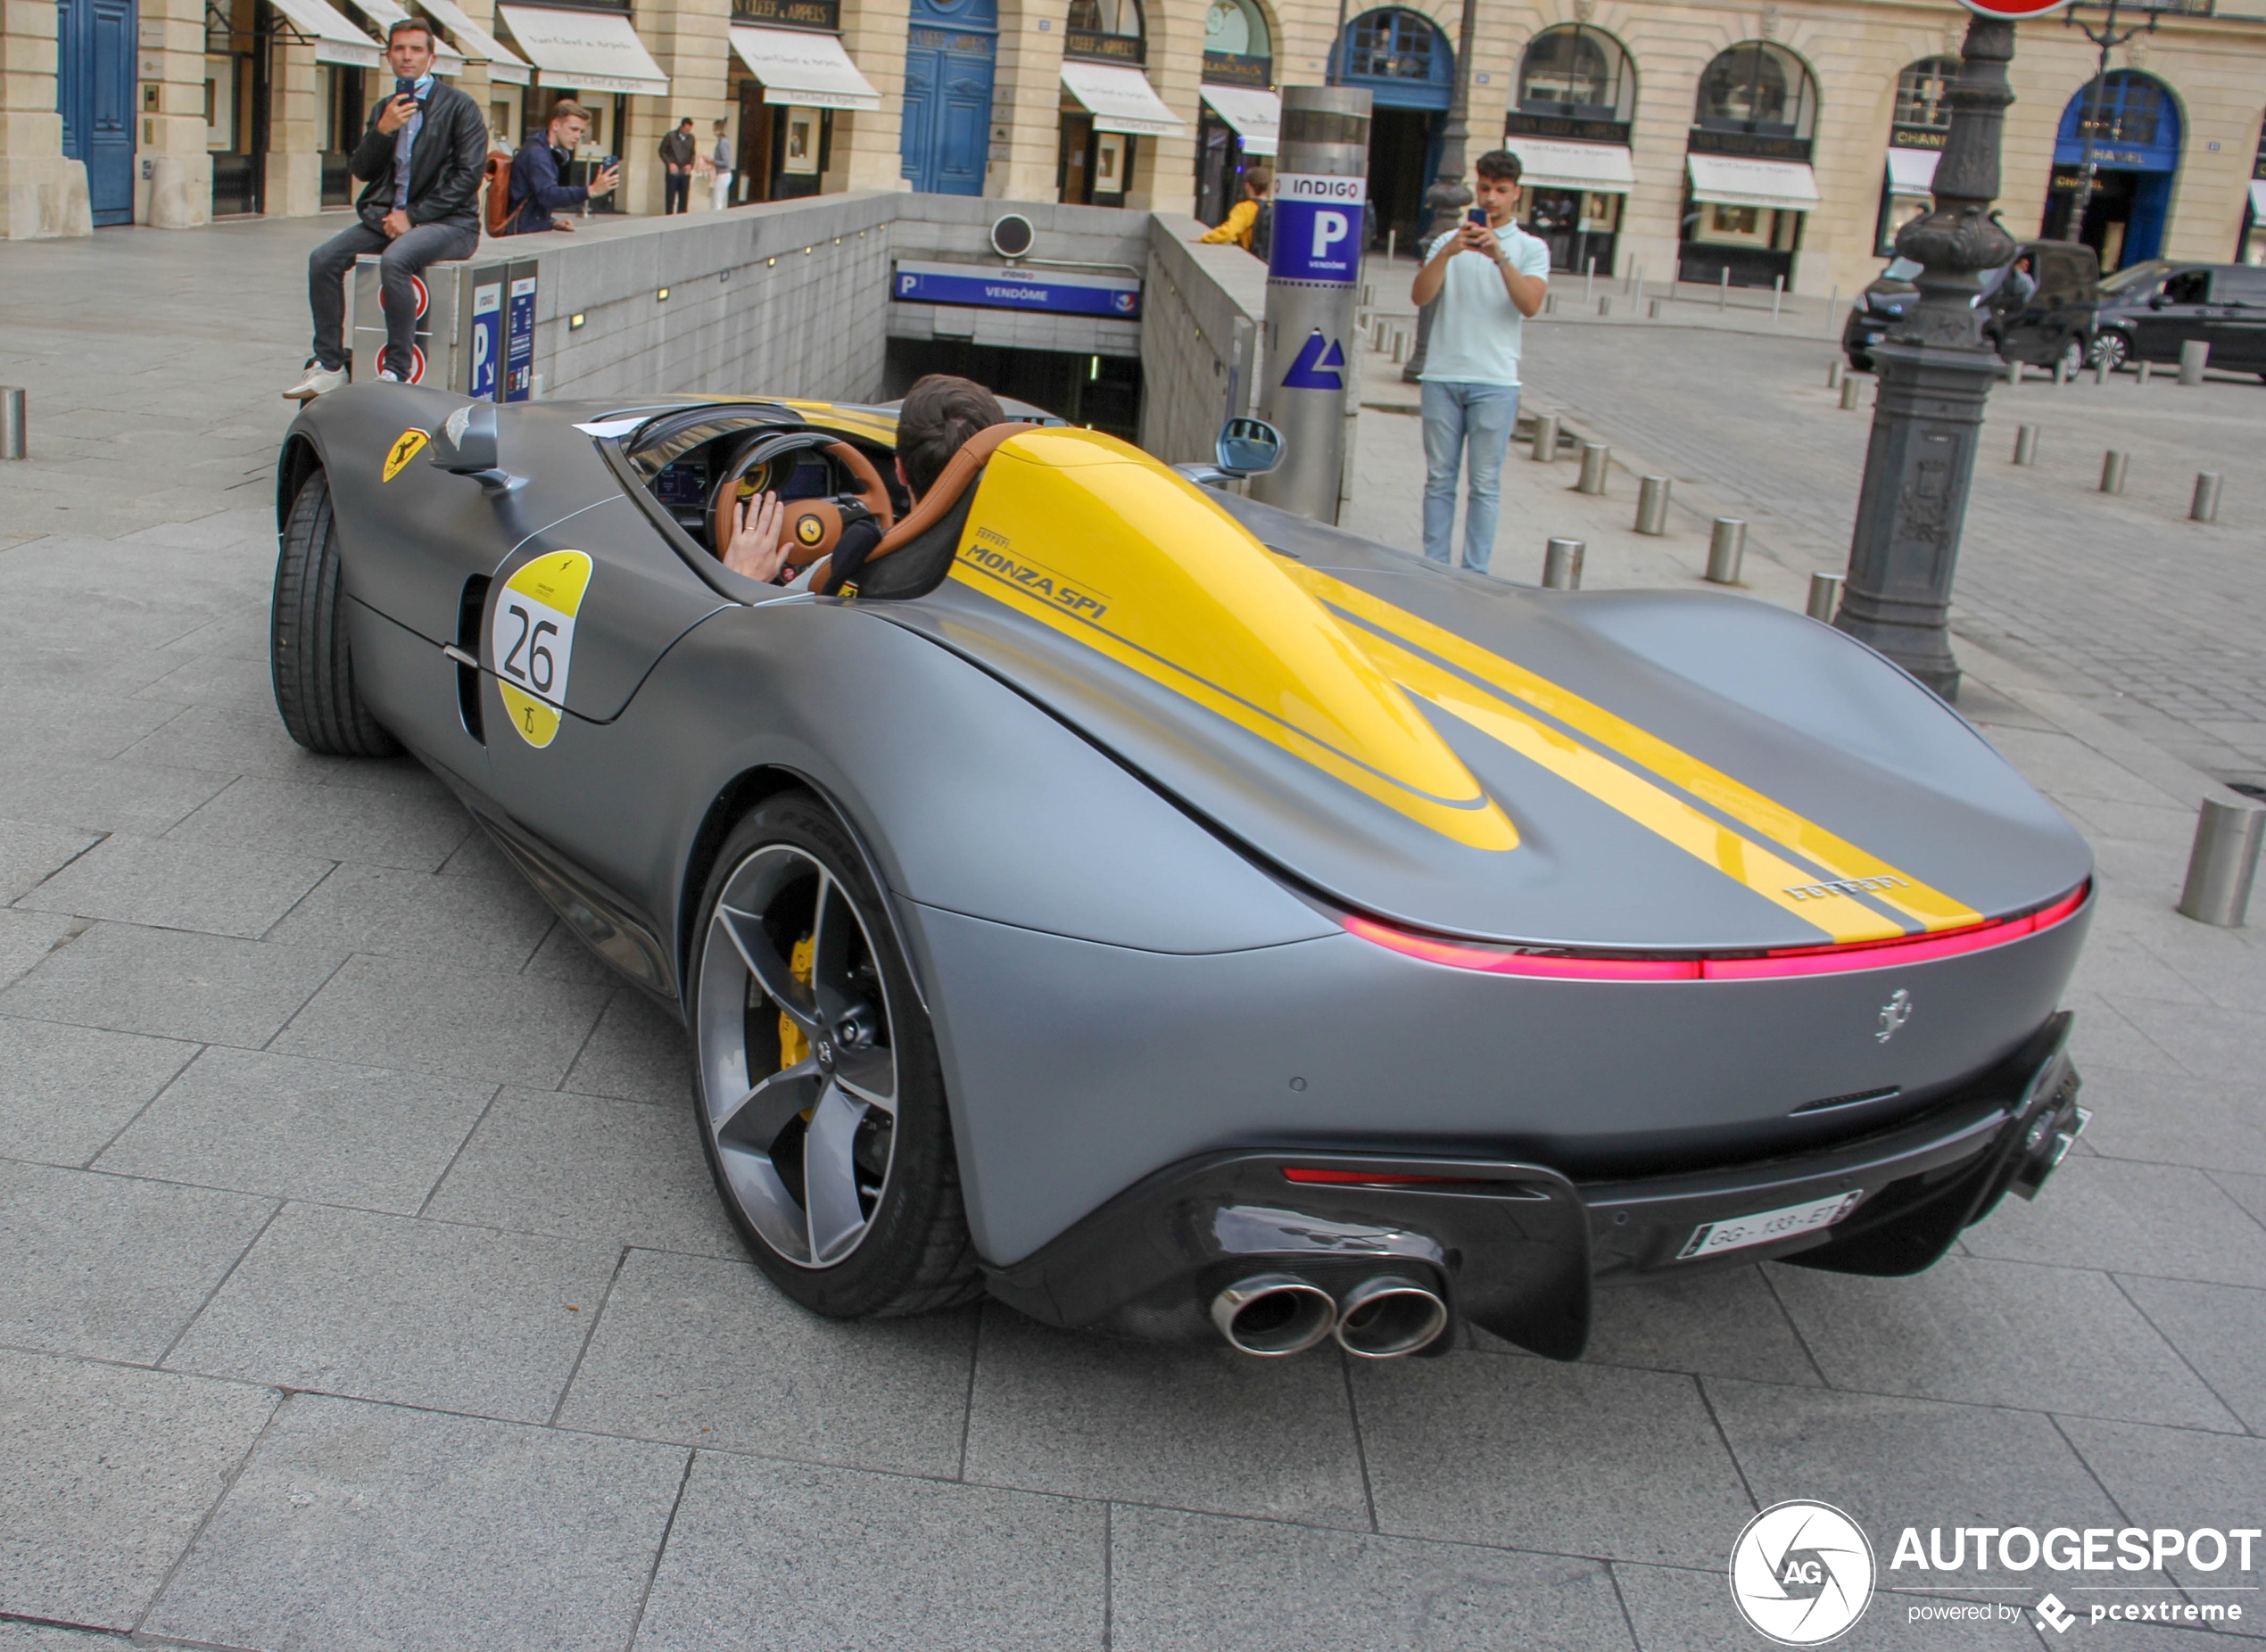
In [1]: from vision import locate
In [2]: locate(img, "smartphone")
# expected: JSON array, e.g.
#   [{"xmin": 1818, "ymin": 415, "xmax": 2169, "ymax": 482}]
[
  {"xmin": 601, "ymin": 155, "xmax": 618, "ymax": 171},
  {"xmin": 393, "ymin": 76, "xmax": 422, "ymax": 103},
  {"xmin": 1466, "ymin": 207, "xmax": 1489, "ymax": 227}
]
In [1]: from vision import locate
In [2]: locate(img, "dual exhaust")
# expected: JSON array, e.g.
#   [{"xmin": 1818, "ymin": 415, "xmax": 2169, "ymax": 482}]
[{"xmin": 1210, "ymin": 1273, "xmax": 1450, "ymax": 1360}]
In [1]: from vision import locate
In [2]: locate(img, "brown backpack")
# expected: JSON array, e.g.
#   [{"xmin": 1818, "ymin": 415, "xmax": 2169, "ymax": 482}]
[{"xmin": 482, "ymin": 150, "xmax": 517, "ymax": 236}]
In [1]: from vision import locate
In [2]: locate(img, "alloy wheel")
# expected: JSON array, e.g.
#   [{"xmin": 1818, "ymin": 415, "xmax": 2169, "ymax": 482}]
[
  {"xmin": 2090, "ymin": 331, "xmax": 2130, "ymax": 370},
  {"xmin": 696, "ymin": 844, "xmax": 897, "ymax": 1268}
]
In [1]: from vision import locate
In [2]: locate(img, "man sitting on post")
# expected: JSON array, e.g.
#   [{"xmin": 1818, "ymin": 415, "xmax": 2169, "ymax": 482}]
[
  {"xmin": 285, "ymin": 18, "xmax": 488, "ymax": 400},
  {"xmin": 720, "ymin": 375, "xmax": 1007, "ymax": 593},
  {"xmin": 498, "ymin": 99, "xmax": 619, "ymax": 235},
  {"xmin": 1409, "ymin": 150, "xmax": 1551, "ymax": 574}
]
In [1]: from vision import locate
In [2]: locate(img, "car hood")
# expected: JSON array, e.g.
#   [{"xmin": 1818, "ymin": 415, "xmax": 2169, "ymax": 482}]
[{"xmin": 882, "ymin": 428, "xmax": 2089, "ymax": 953}]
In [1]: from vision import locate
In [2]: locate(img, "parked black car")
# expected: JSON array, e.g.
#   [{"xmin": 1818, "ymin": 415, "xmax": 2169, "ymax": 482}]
[
  {"xmin": 2087, "ymin": 260, "xmax": 2266, "ymax": 379},
  {"xmin": 1843, "ymin": 240, "xmax": 2098, "ymax": 376}
]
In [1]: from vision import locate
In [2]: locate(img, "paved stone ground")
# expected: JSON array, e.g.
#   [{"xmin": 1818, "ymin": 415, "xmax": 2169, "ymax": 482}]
[{"xmin": 2, "ymin": 223, "xmax": 2264, "ymax": 1650}]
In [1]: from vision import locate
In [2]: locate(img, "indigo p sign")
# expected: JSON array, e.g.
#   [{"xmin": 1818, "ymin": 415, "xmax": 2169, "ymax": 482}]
[{"xmin": 1269, "ymin": 174, "xmax": 1367, "ymax": 286}]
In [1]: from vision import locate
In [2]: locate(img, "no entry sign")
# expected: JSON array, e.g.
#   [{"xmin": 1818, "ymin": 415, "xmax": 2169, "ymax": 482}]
[{"xmin": 1957, "ymin": 0, "xmax": 2075, "ymax": 16}]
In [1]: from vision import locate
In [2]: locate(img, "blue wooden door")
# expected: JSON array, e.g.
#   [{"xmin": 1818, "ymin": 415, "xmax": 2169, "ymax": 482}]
[
  {"xmin": 900, "ymin": 0, "xmax": 994, "ymax": 195},
  {"xmin": 58, "ymin": 0, "xmax": 137, "ymax": 226}
]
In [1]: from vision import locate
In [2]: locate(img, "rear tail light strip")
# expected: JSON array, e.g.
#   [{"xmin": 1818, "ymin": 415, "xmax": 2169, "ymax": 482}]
[{"xmin": 1343, "ymin": 883, "xmax": 2088, "ymax": 982}]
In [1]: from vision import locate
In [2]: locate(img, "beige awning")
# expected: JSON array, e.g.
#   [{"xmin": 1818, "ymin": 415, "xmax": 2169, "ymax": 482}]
[
  {"xmin": 1060, "ymin": 59, "xmax": 1186, "ymax": 138},
  {"xmin": 268, "ymin": 0, "xmax": 384, "ymax": 69},
  {"xmin": 347, "ymin": 0, "xmax": 466, "ymax": 74},
  {"xmin": 2249, "ymin": 179, "xmax": 2266, "ymax": 220},
  {"xmin": 1886, "ymin": 146, "xmax": 1939, "ymax": 201},
  {"xmin": 1199, "ymin": 84, "xmax": 1278, "ymax": 156},
  {"xmin": 1502, "ymin": 136, "xmax": 1635, "ymax": 194},
  {"xmin": 496, "ymin": 4, "xmax": 668, "ymax": 95},
  {"xmin": 415, "ymin": 0, "xmax": 531, "ymax": 85},
  {"xmin": 1686, "ymin": 153, "xmax": 1819, "ymax": 211},
  {"xmin": 728, "ymin": 25, "xmax": 881, "ymax": 112}
]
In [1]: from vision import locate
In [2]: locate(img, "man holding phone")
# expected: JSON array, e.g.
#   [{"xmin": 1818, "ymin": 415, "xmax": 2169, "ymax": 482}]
[
  {"xmin": 498, "ymin": 98, "xmax": 618, "ymax": 234},
  {"xmin": 285, "ymin": 17, "xmax": 488, "ymax": 400},
  {"xmin": 1409, "ymin": 150, "xmax": 1551, "ymax": 574}
]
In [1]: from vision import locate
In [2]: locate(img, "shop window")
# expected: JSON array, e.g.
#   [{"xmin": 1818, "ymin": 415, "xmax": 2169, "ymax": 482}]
[
  {"xmin": 1066, "ymin": 0, "xmax": 1143, "ymax": 60},
  {"xmin": 1712, "ymin": 203, "xmax": 1758, "ymax": 236},
  {"xmin": 1894, "ymin": 56, "xmax": 1956, "ymax": 133},
  {"xmin": 2068, "ymin": 70, "xmax": 2163, "ymax": 147},
  {"xmin": 1693, "ymin": 42, "xmax": 1816, "ymax": 139},
  {"xmin": 1517, "ymin": 24, "xmax": 1633, "ymax": 122},
  {"xmin": 1203, "ymin": 0, "xmax": 1269, "ymax": 82},
  {"xmin": 1344, "ymin": 8, "xmax": 1435, "ymax": 82}
]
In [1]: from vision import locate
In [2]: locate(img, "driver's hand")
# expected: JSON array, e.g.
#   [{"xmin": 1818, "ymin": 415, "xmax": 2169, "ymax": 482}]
[{"xmin": 723, "ymin": 491, "xmax": 789, "ymax": 582}]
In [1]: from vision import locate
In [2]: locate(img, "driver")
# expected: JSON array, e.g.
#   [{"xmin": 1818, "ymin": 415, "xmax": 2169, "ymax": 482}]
[{"xmin": 723, "ymin": 375, "xmax": 1007, "ymax": 588}]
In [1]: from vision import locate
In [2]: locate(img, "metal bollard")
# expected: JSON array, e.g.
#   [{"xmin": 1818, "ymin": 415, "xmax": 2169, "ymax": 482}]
[
  {"xmin": 1827, "ymin": 359, "xmax": 1843, "ymax": 390},
  {"xmin": 1575, "ymin": 442, "xmax": 1610, "ymax": 496},
  {"xmin": 1390, "ymin": 329, "xmax": 1408, "ymax": 365},
  {"xmin": 1584, "ymin": 256, "xmax": 1597, "ymax": 307},
  {"xmin": 1706, "ymin": 518, "xmax": 1747, "ymax": 584},
  {"xmin": 2100, "ymin": 450, "xmax": 2128, "ymax": 495},
  {"xmin": 1717, "ymin": 268, "xmax": 1729, "ymax": 310},
  {"xmin": 2054, "ymin": 357, "xmax": 2071, "ymax": 386},
  {"xmin": 2013, "ymin": 424, "xmax": 2039, "ymax": 467},
  {"xmin": 1545, "ymin": 293, "xmax": 1559, "ymax": 316},
  {"xmin": 2005, "ymin": 360, "xmax": 2022, "ymax": 386},
  {"xmin": 1, "ymin": 387, "xmax": 23, "ymax": 460},
  {"xmin": 2093, "ymin": 359, "xmax": 2107, "ymax": 386},
  {"xmin": 2179, "ymin": 338, "xmax": 2209, "ymax": 386},
  {"xmin": 1635, "ymin": 475, "xmax": 1671, "ymax": 535},
  {"xmin": 1648, "ymin": 297, "xmax": 1663, "ymax": 320},
  {"xmin": 2137, "ymin": 359, "xmax": 2153, "ymax": 384},
  {"xmin": 2192, "ymin": 472, "xmax": 2223, "ymax": 524},
  {"xmin": 2178, "ymin": 796, "xmax": 2266, "ymax": 926},
  {"xmin": 1807, "ymin": 571, "xmax": 1844, "ymax": 623},
  {"xmin": 1772, "ymin": 274, "xmax": 1784, "ymax": 324},
  {"xmin": 1839, "ymin": 376, "xmax": 1862, "ymax": 410},
  {"xmin": 1542, "ymin": 538, "xmax": 1585, "ymax": 590},
  {"xmin": 1530, "ymin": 411, "xmax": 1559, "ymax": 463},
  {"xmin": 1598, "ymin": 295, "xmax": 1612, "ymax": 317}
]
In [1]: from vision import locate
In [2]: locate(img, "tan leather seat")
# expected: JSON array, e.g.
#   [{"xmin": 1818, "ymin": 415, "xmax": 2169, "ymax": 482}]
[{"xmin": 812, "ymin": 421, "xmax": 1019, "ymax": 597}]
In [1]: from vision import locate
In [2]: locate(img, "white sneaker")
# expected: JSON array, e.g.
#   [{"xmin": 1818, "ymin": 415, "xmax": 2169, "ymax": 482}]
[
  {"xmin": 283, "ymin": 364, "xmax": 349, "ymax": 401},
  {"xmin": 378, "ymin": 369, "xmax": 403, "ymax": 383}
]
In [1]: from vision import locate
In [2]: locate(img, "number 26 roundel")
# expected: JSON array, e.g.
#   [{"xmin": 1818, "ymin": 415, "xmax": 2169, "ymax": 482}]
[{"xmin": 491, "ymin": 550, "xmax": 591, "ymax": 749}]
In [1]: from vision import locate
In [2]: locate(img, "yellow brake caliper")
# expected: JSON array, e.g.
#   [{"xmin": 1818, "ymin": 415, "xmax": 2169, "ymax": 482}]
[{"xmin": 778, "ymin": 934, "xmax": 815, "ymax": 1080}]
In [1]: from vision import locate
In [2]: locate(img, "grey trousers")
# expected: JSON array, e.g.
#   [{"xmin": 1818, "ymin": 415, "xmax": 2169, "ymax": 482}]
[{"xmin": 309, "ymin": 218, "xmax": 481, "ymax": 377}]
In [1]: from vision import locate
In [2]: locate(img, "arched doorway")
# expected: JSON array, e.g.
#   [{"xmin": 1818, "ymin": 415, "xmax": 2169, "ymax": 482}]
[
  {"xmin": 1681, "ymin": 41, "xmax": 1819, "ymax": 288},
  {"xmin": 900, "ymin": 0, "xmax": 997, "ymax": 195},
  {"xmin": 1333, "ymin": 6, "xmax": 1450, "ymax": 252},
  {"xmin": 2042, "ymin": 70, "xmax": 2179, "ymax": 270},
  {"xmin": 1507, "ymin": 23, "xmax": 1637, "ymax": 276}
]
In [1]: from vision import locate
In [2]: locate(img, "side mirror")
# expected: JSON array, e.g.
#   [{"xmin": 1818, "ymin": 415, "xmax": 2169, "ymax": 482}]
[
  {"xmin": 429, "ymin": 400, "xmax": 521, "ymax": 492},
  {"xmin": 1214, "ymin": 416, "xmax": 1282, "ymax": 478},
  {"xmin": 2147, "ymin": 293, "xmax": 2169, "ymax": 310}
]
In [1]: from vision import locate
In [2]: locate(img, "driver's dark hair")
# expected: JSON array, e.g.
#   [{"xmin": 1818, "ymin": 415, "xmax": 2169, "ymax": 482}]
[{"xmin": 897, "ymin": 375, "xmax": 1006, "ymax": 499}]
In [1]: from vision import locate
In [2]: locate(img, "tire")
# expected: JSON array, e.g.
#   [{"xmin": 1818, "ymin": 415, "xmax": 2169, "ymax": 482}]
[
  {"xmin": 688, "ymin": 791, "xmax": 980, "ymax": 1318},
  {"xmin": 270, "ymin": 467, "xmax": 400, "ymax": 758},
  {"xmin": 2055, "ymin": 336, "xmax": 2086, "ymax": 378},
  {"xmin": 2089, "ymin": 330, "xmax": 2130, "ymax": 372}
]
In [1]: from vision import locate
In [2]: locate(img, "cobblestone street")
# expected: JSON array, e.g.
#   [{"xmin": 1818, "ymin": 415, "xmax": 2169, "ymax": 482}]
[{"xmin": 3, "ymin": 224, "xmax": 2265, "ymax": 1650}]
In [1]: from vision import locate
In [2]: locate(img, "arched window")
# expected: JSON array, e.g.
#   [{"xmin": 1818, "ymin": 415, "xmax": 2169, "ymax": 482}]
[
  {"xmin": 1344, "ymin": 8, "xmax": 1437, "ymax": 82},
  {"xmin": 2063, "ymin": 69, "xmax": 2167, "ymax": 148},
  {"xmin": 1204, "ymin": 0, "xmax": 1269, "ymax": 63},
  {"xmin": 1067, "ymin": 0, "xmax": 1142, "ymax": 45},
  {"xmin": 1894, "ymin": 56, "xmax": 1957, "ymax": 133},
  {"xmin": 1693, "ymin": 42, "xmax": 1816, "ymax": 139},
  {"xmin": 1518, "ymin": 24, "xmax": 1633, "ymax": 122}
]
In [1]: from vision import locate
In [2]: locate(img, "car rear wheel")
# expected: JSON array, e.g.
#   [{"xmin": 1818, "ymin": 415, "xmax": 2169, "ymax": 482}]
[
  {"xmin": 689, "ymin": 793, "xmax": 980, "ymax": 1317},
  {"xmin": 271, "ymin": 467, "xmax": 400, "ymax": 758},
  {"xmin": 2089, "ymin": 331, "xmax": 2130, "ymax": 371},
  {"xmin": 2055, "ymin": 336, "xmax": 2086, "ymax": 378}
]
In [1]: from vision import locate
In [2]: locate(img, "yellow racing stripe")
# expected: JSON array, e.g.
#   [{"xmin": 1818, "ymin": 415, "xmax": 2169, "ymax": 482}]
[
  {"xmin": 1356, "ymin": 631, "xmax": 1902, "ymax": 943},
  {"xmin": 1287, "ymin": 565, "xmax": 1981, "ymax": 934}
]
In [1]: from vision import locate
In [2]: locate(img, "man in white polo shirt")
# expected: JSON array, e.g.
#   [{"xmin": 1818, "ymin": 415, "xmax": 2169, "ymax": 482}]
[{"xmin": 1410, "ymin": 151, "xmax": 1551, "ymax": 574}]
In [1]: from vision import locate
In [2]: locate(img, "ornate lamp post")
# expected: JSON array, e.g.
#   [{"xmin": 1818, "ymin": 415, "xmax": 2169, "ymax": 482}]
[
  {"xmin": 1400, "ymin": 0, "xmax": 1479, "ymax": 381},
  {"xmin": 1835, "ymin": 2, "xmax": 2054, "ymax": 700}
]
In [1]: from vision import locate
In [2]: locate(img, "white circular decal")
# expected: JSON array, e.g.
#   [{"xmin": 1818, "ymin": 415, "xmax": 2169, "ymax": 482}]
[{"xmin": 1729, "ymin": 1500, "xmax": 1876, "ymax": 1646}]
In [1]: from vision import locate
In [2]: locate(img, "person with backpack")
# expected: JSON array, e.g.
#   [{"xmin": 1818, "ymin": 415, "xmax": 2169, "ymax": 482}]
[
  {"xmin": 496, "ymin": 99, "xmax": 618, "ymax": 235},
  {"xmin": 285, "ymin": 17, "xmax": 487, "ymax": 399},
  {"xmin": 1198, "ymin": 167, "xmax": 1272, "ymax": 253}
]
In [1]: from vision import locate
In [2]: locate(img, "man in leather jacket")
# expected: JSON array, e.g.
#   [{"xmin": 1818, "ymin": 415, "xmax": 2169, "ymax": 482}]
[{"xmin": 285, "ymin": 17, "xmax": 487, "ymax": 398}]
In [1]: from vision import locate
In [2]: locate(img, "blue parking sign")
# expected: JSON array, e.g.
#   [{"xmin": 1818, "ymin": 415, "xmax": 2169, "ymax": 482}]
[{"xmin": 1268, "ymin": 174, "xmax": 1368, "ymax": 286}]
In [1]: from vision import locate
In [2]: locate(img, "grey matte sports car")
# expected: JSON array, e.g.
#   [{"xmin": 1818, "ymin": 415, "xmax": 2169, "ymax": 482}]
[{"xmin": 269, "ymin": 385, "xmax": 2093, "ymax": 1362}]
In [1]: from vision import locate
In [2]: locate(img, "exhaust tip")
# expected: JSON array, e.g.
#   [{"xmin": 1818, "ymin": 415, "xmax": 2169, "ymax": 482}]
[
  {"xmin": 1211, "ymin": 1275, "xmax": 1338, "ymax": 1357},
  {"xmin": 1334, "ymin": 1276, "xmax": 1450, "ymax": 1359}
]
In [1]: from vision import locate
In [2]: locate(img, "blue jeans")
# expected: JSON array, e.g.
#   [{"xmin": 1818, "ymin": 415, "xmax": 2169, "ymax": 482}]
[{"xmin": 1420, "ymin": 380, "xmax": 1521, "ymax": 574}]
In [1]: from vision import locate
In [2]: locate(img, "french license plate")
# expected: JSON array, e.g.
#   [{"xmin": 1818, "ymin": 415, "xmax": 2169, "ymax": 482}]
[{"xmin": 1677, "ymin": 1190, "xmax": 1865, "ymax": 1260}]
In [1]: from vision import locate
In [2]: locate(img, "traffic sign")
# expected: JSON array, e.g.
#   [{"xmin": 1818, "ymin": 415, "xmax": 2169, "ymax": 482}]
[{"xmin": 1956, "ymin": 0, "xmax": 2074, "ymax": 17}]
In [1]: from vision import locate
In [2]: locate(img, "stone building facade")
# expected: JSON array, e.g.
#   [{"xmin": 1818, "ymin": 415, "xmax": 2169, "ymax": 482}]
[{"xmin": 5, "ymin": 0, "xmax": 2264, "ymax": 310}]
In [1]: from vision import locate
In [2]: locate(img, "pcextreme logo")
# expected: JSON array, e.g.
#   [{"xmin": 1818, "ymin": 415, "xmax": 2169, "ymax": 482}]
[{"xmin": 1730, "ymin": 1501, "xmax": 1876, "ymax": 1645}]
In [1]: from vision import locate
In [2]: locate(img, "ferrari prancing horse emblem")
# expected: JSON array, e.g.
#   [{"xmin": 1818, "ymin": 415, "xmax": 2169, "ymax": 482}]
[
  {"xmin": 382, "ymin": 428, "xmax": 429, "ymax": 483},
  {"xmin": 1876, "ymin": 989, "xmax": 1914, "ymax": 1044},
  {"xmin": 794, "ymin": 513, "xmax": 826, "ymax": 547}
]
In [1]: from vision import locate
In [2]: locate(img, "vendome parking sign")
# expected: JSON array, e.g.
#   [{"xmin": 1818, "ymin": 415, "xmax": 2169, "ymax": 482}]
[{"xmin": 1268, "ymin": 174, "xmax": 1368, "ymax": 286}]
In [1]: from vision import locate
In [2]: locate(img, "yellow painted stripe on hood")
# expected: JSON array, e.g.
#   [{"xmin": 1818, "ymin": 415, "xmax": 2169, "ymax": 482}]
[
  {"xmin": 947, "ymin": 429, "xmax": 1517, "ymax": 852},
  {"xmin": 1289, "ymin": 566, "xmax": 1981, "ymax": 933},
  {"xmin": 1358, "ymin": 631, "xmax": 1899, "ymax": 943}
]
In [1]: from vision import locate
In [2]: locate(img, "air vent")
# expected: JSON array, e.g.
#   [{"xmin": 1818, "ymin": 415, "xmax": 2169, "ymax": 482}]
[{"xmin": 1791, "ymin": 1086, "xmax": 1901, "ymax": 1116}]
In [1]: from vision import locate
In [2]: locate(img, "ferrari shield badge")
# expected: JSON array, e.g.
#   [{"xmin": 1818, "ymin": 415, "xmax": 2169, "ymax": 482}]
[
  {"xmin": 491, "ymin": 550, "xmax": 591, "ymax": 749},
  {"xmin": 382, "ymin": 429, "xmax": 429, "ymax": 482}
]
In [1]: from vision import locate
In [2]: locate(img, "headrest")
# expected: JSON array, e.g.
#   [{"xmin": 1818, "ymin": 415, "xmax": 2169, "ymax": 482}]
[{"xmin": 861, "ymin": 422, "xmax": 1021, "ymax": 568}]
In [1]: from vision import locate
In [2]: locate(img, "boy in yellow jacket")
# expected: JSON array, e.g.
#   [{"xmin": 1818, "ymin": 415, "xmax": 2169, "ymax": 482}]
[{"xmin": 1198, "ymin": 166, "xmax": 1272, "ymax": 250}]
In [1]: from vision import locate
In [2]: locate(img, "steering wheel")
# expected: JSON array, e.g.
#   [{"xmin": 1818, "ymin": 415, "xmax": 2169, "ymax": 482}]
[{"xmin": 706, "ymin": 433, "xmax": 896, "ymax": 569}]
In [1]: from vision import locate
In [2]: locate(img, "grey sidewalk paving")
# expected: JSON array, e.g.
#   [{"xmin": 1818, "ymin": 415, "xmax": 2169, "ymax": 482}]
[{"xmin": 2, "ymin": 222, "xmax": 2263, "ymax": 1650}]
